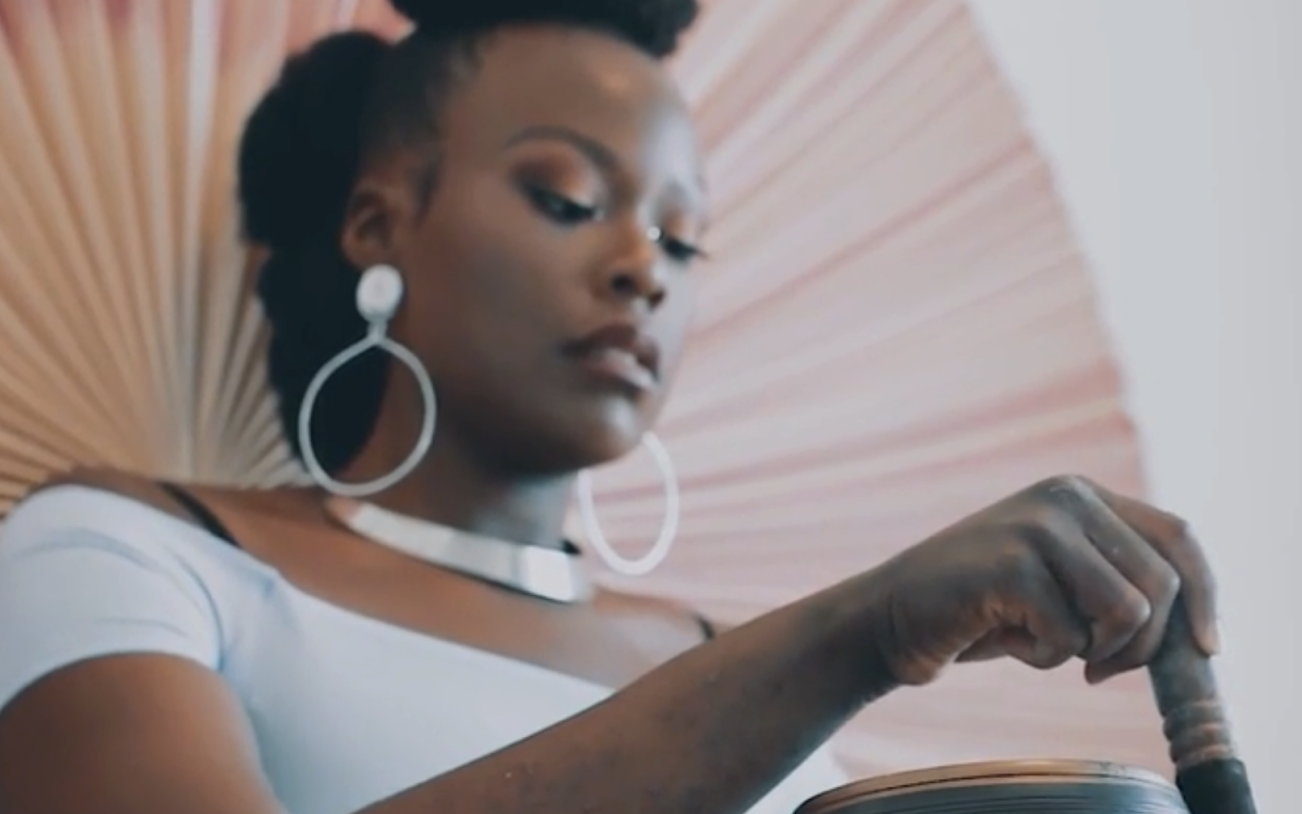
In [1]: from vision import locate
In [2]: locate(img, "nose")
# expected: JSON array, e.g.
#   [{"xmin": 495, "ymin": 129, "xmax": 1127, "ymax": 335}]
[{"xmin": 597, "ymin": 225, "xmax": 667, "ymax": 309}]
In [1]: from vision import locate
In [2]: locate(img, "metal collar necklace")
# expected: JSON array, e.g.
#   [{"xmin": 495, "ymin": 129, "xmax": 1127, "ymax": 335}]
[{"xmin": 323, "ymin": 496, "xmax": 594, "ymax": 604}]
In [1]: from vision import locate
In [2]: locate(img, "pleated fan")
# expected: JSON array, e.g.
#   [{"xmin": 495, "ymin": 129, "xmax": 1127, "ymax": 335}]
[{"xmin": 0, "ymin": 0, "xmax": 1163, "ymax": 783}]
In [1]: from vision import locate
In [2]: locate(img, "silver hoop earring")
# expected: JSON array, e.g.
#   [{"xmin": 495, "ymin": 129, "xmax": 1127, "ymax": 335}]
[
  {"xmin": 297, "ymin": 264, "xmax": 437, "ymax": 497},
  {"xmin": 575, "ymin": 432, "xmax": 679, "ymax": 577}
]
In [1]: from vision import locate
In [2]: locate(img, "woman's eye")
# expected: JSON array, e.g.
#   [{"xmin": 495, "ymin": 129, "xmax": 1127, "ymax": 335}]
[
  {"xmin": 659, "ymin": 235, "xmax": 707, "ymax": 264},
  {"xmin": 525, "ymin": 186, "xmax": 599, "ymax": 225}
]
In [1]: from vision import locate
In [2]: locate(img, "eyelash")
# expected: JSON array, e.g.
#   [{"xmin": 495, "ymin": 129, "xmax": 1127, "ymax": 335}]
[
  {"xmin": 526, "ymin": 186, "xmax": 600, "ymax": 225},
  {"xmin": 524, "ymin": 186, "xmax": 707, "ymax": 264},
  {"xmin": 659, "ymin": 236, "xmax": 706, "ymax": 263}
]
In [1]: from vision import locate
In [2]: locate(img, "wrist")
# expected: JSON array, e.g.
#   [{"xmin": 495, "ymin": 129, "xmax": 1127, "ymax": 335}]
[{"xmin": 799, "ymin": 567, "xmax": 902, "ymax": 706}]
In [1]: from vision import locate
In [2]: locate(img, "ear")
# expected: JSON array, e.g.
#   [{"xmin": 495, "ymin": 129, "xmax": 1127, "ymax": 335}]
[
  {"xmin": 339, "ymin": 169, "xmax": 414, "ymax": 272},
  {"xmin": 240, "ymin": 243, "xmax": 270, "ymax": 302}
]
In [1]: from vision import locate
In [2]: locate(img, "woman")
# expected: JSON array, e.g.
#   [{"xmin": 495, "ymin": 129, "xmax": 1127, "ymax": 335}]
[{"xmin": 0, "ymin": 1, "xmax": 1219, "ymax": 813}]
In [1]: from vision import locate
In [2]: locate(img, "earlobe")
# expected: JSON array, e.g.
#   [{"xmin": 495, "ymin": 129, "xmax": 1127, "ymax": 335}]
[
  {"xmin": 339, "ymin": 177, "xmax": 409, "ymax": 272},
  {"xmin": 241, "ymin": 243, "xmax": 270, "ymax": 302}
]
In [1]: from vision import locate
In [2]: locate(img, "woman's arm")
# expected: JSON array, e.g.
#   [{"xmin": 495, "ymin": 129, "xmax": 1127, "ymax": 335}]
[
  {"xmin": 365, "ymin": 575, "xmax": 889, "ymax": 814},
  {"xmin": 0, "ymin": 571, "xmax": 889, "ymax": 814},
  {"xmin": 0, "ymin": 474, "xmax": 1219, "ymax": 814}
]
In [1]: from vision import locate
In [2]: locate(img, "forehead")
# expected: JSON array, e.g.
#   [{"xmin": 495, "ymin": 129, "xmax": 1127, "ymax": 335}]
[{"xmin": 440, "ymin": 25, "xmax": 702, "ymax": 183}]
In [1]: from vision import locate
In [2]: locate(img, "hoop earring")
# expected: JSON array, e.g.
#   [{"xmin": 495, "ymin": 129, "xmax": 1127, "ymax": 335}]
[
  {"xmin": 297, "ymin": 264, "xmax": 437, "ymax": 497},
  {"xmin": 575, "ymin": 432, "xmax": 680, "ymax": 577}
]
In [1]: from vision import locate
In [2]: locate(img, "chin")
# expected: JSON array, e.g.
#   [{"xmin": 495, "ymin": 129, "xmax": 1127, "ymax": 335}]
[
  {"xmin": 478, "ymin": 386, "xmax": 664, "ymax": 474},
  {"xmin": 565, "ymin": 420, "xmax": 646, "ymax": 472},
  {"xmin": 469, "ymin": 413, "xmax": 644, "ymax": 476}
]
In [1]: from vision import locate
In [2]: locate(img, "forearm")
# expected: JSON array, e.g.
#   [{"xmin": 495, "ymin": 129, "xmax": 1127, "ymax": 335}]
[{"xmin": 360, "ymin": 573, "xmax": 895, "ymax": 814}]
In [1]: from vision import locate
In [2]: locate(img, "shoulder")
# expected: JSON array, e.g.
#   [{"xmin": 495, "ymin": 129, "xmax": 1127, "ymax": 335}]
[
  {"xmin": 6, "ymin": 467, "xmax": 291, "ymax": 551},
  {"xmin": 8, "ymin": 467, "xmax": 213, "ymax": 536},
  {"xmin": 0, "ymin": 471, "xmax": 277, "ymax": 713},
  {"xmin": 0, "ymin": 468, "xmax": 278, "ymax": 609},
  {"xmin": 0, "ymin": 470, "xmax": 278, "ymax": 811}
]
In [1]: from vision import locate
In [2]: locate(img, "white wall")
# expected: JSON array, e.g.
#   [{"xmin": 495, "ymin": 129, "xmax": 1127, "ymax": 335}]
[{"xmin": 968, "ymin": 1, "xmax": 1301, "ymax": 810}]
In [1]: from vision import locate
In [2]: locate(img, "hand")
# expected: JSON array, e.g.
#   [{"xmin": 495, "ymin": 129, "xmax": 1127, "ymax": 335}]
[{"xmin": 868, "ymin": 475, "xmax": 1220, "ymax": 686}]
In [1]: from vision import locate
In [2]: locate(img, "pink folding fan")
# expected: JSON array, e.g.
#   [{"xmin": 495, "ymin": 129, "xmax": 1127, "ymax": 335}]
[{"xmin": 0, "ymin": 0, "xmax": 1159, "ymax": 780}]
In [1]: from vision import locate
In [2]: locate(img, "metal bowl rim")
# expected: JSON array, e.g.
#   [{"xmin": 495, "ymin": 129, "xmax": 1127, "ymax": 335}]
[{"xmin": 797, "ymin": 759, "xmax": 1173, "ymax": 813}]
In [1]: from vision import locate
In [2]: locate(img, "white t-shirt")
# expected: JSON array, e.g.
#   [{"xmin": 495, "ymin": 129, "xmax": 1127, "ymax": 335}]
[{"xmin": 0, "ymin": 486, "xmax": 848, "ymax": 814}]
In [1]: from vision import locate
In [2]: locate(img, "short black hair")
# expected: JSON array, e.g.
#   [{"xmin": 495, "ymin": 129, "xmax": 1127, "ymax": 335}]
[{"xmin": 237, "ymin": 0, "xmax": 699, "ymax": 475}]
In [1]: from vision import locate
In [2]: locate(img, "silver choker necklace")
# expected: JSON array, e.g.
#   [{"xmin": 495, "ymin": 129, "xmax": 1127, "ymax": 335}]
[{"xmin": 324, "ymin": 497, "xmax": 594, "ymax": 604}]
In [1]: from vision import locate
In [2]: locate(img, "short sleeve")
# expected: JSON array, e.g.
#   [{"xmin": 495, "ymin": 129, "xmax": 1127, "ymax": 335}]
[{"xmin": 0, "ymin": 487, "xmax": 224, "ymax": 712}]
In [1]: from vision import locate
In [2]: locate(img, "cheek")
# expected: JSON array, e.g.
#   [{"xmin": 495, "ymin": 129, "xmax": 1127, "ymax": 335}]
[
  {"xmin": 410, "ymin": 215, "xmax": 533, "ymax": 316},
  {"xmin": 426, "ymin": 191, "xmax": 573, "ymax": 314},
  {"xmin": 401, "ymin": 223, "xmax": 570, "ymax": 370}
]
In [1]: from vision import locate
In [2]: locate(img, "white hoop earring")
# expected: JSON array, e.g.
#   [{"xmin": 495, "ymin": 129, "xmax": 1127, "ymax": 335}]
[
  {"xmin": 575, "ymin": 432, "xmax": 679, "ymax": 577},
  {"xmin": 297, "ymin": 264, "xmax": 437, "ymax": 497}
]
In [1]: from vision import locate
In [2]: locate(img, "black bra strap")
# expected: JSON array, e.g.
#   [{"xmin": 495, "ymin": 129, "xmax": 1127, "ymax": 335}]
[
  {"xmin": 694, "ymin": 613, "xmax": 717, "ymax": 640},
  {"xmin": 157, "ymin": 482, "xmax": 241, "ymax": 549}
]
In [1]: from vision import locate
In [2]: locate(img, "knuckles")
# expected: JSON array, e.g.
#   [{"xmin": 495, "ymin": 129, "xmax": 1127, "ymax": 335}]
[
  {"xmin": 1028, "ymin": 473, "xmax": 1096, "ymax": 513},
  {"xmin": 1151, "ymin": 562, "xmax": 1182, "ymax": 606},
  {"xmin": 1100, "ymin": 586, "xmax": 1153, "ymax": 635},
  {"xmin": 1008, "ymin": 474, "xmax": 1097, "ymax": 537}
]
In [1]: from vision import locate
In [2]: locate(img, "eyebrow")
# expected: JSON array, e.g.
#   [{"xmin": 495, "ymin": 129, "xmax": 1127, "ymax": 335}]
[{"xmin": 503, "ymin": 125, "xmax": 621, "ymax": 173}]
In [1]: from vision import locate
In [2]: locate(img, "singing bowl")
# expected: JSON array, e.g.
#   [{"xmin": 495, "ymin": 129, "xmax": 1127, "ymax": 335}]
[{"xmin": 795, "ymin": 759, "xmax": 1187, "ymax": 814}]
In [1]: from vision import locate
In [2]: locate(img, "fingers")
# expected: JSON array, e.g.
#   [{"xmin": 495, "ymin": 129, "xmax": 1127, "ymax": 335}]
[
  {"xmin": 1093, "ymin": 485, "xmax": 1220, "ymax": 656},
  {"xmin": 962, "ymin": 554, "xmax": 1091, "ymax": 670},
  {"xmin": 1032, "ymin": 475, "xmax": 1219, "ymax": 681},
  {"xmin": 1065, "ymin": 487, "xmax": 1181, "ymax": 683},
  {"xmin": 1026, "ymin": 493, "xmax": 1153, "ymax": 666},
  {"xmin": 1002, "ymin": 558, "xmax": 1094, "ymax": 671},
  {"xmin": 913, "ymin": 473, "xmax": 1217, "ymax": 687}
]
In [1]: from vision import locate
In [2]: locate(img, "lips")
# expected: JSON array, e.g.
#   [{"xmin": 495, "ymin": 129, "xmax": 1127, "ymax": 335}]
[{"xmin": 564, "ymin": 322, "xmax": 661, "ymax": 391}]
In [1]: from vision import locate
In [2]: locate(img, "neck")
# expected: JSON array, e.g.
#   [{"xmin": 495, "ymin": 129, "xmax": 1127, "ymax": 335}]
[{"xmin": 334, "ymin": 400, "xmax": 575, "ymax": 550}]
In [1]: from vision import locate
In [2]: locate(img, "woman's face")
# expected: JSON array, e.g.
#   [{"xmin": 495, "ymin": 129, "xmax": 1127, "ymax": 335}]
[{"xmin": 347, "ymin": 24, "xmax": 706, "ymax": 476}]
